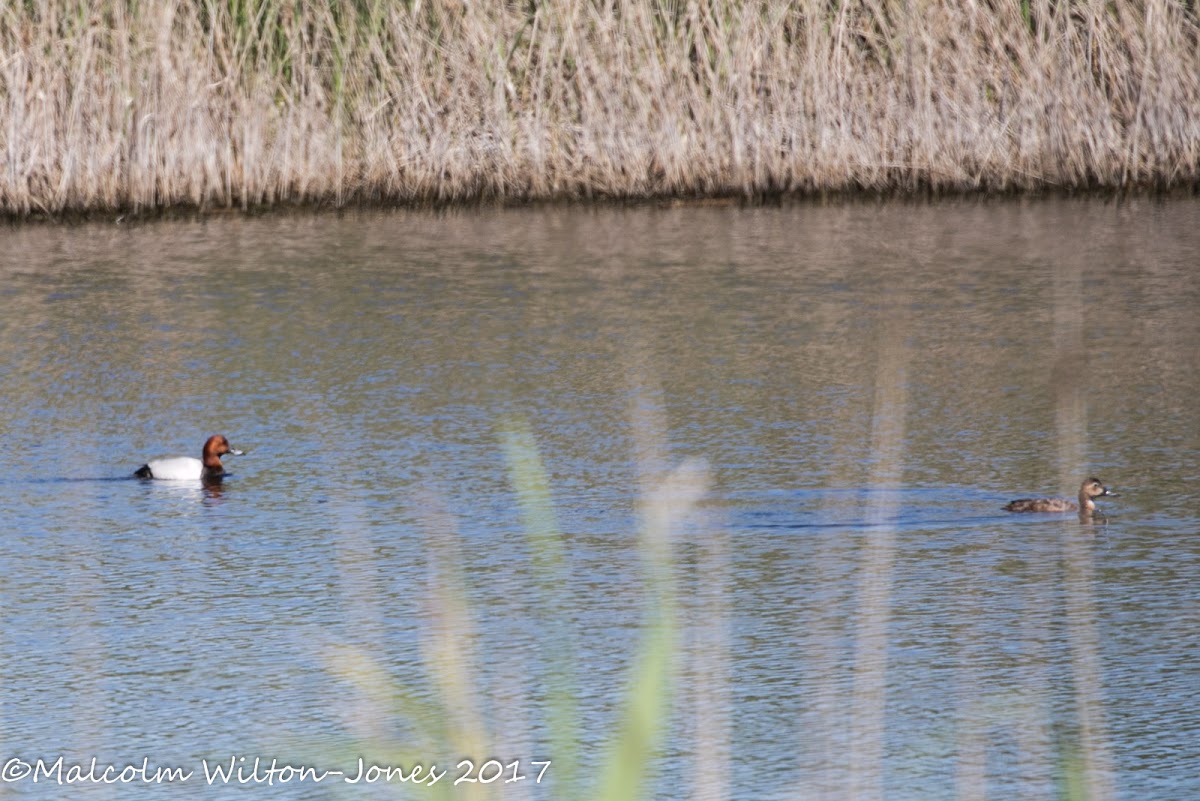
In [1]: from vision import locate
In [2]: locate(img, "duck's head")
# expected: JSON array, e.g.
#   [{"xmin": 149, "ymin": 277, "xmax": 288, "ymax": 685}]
[
  {"xmin": 1080, "ymin": 477, "xmax": 1115, "ymax": 500},
  {"xmin": 202, "ymin": 435, "xmax": 244, "ymax": 464}
]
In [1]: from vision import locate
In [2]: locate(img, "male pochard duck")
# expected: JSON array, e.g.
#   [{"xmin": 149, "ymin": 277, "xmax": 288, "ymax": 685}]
[
  {"xmin": 1004, "ymin": 478, "xmax": 1116, "ymax": 515},
  {"xmin": 134, "ymin": 435, "xmax": 244, "ymax": 482}
]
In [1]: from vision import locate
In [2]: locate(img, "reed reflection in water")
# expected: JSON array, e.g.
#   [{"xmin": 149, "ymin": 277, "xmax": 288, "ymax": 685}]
[{"xmin": 0, "ymin": 200, "xmax": 1197, "ymax": 800}]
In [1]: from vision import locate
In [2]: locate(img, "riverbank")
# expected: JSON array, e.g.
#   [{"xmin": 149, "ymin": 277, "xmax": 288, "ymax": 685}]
[{"xmin": 3, "ymin": 1, "xmax": 1198, "ymax": 218}]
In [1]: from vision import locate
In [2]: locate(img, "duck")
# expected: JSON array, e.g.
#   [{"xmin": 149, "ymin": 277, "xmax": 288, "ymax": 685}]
[
  {"xmin": 134, "ymin": 435, "xmax": 244, "ymax": 482},
  {"xmin": 1004, "ymin": 478, "xmax": 1116, "ymax": 514}
]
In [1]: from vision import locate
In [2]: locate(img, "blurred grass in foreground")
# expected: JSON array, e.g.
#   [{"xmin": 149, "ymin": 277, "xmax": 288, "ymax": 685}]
[
  {"xmin": 320, "ymin": 413, "xmax": 710, "ymax": 800},
  {"xmin": 317, "ymin": 334, "xmax": 1114, "ymax": 801}
]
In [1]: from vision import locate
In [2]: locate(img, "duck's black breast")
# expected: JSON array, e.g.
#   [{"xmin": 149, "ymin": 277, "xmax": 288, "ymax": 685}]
[{"xmin": 200, "ymin": 465, "xmax": 226, "ymax": 482}]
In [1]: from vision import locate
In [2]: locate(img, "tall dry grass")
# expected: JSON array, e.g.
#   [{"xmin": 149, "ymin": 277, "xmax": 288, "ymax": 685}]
[{"xmin": 1, "ymin": 0, "xmax": 1198, "ymax": 215}]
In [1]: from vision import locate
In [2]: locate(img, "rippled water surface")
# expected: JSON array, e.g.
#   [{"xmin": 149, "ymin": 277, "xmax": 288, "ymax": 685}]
[{"xmin": 1, "ymin": 200, "xmax": 1198, "ymax": 800}]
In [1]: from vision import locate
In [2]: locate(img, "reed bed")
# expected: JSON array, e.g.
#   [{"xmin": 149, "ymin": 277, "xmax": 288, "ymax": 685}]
[{"xmin": 2, "ymin": 0, "xmax": 1199, "ymax": 215}]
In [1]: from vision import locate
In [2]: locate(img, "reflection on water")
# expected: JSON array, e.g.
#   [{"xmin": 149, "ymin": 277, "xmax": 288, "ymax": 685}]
[{"xmin": 1, "ymin": 199, "xmax": 1198, "ymax": 799}]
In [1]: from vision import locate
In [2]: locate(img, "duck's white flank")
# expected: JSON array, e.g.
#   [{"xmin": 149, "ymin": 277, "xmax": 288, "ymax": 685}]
[{"xmin": 140, "ymin": 456, "xmax": 208, "ymax": 481}]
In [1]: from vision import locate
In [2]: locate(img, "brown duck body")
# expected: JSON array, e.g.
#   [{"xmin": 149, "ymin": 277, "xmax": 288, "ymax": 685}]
[
  {"xmin": 1004, "ymin": 496, "xmax": 1079, "ymax": 513},
  {"xmin": 1004, "ymin": 478, "xmax": 1115, "ymax": 514}
]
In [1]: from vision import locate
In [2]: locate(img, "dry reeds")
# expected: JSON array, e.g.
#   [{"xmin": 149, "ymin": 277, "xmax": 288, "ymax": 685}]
[{"xmin": 1, "ymin": 0, "xmax": 1198, "ymax": 215}]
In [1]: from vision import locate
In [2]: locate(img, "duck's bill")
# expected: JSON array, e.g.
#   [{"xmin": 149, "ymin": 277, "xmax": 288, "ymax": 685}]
[
  {"xmin": 229, "ymin": 448, "xmax": 246, "ymax": 456},
  {"xmin": 1103, "ymin": 489, "xmax": 1117, "ymax": 496}
]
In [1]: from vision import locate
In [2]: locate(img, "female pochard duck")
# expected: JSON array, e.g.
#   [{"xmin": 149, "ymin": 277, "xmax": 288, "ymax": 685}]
[
  {"xmin": 1004, "ymin": 478, "xmax": 1116, "ymax": 514},
  {"xmin": 135, "ymin": 435, "xmax": 244, "ymax": 482}
]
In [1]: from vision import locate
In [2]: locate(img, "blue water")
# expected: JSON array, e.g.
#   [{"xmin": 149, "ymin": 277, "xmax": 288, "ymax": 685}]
[{"xmin": 1, "ymin": 200, "xmax": 1198, "ymax": 800}]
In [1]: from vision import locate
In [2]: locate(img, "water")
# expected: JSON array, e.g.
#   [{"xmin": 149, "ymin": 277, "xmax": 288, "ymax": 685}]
[{"xmin": 1, "ymin": 199, "xmax": 1198, "ymax": 800}]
